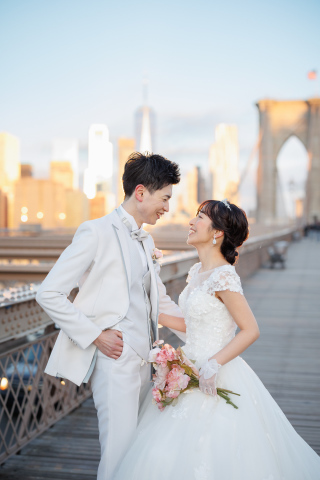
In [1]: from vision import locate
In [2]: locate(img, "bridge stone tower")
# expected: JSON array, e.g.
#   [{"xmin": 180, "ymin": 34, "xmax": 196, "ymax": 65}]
[{"xmin": 256, "ymin": 98, "xmax": 320, "ymax": 224}]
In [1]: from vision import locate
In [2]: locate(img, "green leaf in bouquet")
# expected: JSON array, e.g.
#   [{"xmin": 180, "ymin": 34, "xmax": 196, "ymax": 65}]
[
  {"xmin": 167, "ymin": 360, "xmax": 179, "ymax": 368},
  {"xmin": 181, "ymin": 365, "xmax": 194, "ymax": 377}
]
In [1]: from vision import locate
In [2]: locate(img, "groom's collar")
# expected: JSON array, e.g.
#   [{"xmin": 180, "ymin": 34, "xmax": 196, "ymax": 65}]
[{"xmin": 118, "ymin": 204, "xmax": 140, "ymax": 231}]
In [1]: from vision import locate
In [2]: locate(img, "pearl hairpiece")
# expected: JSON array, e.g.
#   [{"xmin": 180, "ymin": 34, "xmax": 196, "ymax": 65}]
[{"xmin": 220, "ymin": 198, "xmax": 231, "ymax": 210}]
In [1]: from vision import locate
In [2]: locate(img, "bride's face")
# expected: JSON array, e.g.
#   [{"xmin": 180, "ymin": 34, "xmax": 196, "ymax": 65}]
[{"xmin": 187, "ymin": 211, "xmax": 214, "ymax": 246}]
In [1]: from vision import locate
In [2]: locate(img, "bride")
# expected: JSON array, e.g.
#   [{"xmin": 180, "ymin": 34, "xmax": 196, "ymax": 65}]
[{"xmin": 113, "ymin": 199, "xmax": 320, "ymax": 480}]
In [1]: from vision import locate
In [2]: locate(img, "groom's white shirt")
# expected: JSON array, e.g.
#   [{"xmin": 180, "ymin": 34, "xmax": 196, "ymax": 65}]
[{"xmin": 36, "ymin": 208, "xmax": 184, "ymax": 386}]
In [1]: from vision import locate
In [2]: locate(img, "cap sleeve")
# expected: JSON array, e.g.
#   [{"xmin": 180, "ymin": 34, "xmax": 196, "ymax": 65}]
[
  {"xmin": 186, "ymin": 262, "xmax": 201, "ymax": 284},
  {"xmin": 205, "ymin": 266, "xmax": 243, "ymax": 295}
]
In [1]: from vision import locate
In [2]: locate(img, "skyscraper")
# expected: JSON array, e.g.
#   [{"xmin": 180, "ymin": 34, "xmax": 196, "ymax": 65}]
[
  {"xmin": 134, "ymin": 78, "xmax": 156, "ymax": 153},
  {"xmin": 50, "ymin": 161, "xmax": 74, "ymax": 190},
  {"xmin": 135, "ymin": 107, "xmax": 156, "ymax": 153},
  {"xmin": 209, "ymin": 124, "xmax": 240, "ymax": 204},
  {"xmin": 117, "ymin": 138, "xmax": 135, "ymax": 203},
  {"xmin": 0, "ymin": 190, "xmax": 7, "ymax": 228},
  {"xmin": 0, "ymin": 132, "xmax": 20, "ymax": 189},
  {"xmin": 84, "ymin": 124, "xmax": 113, "ymax": 200},
  {"xmin": 52, "ymin": 139, "xmax": 79, "ymax": 189},
  {"xmin": 0, "ymin": 132, "xmax": 20, "ymax": 227},
  {"xmin": 186, "ymin": 167, "xmax": 200, "ymax": 216}
]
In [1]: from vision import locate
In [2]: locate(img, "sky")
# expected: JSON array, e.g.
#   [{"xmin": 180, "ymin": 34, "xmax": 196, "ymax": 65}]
[{"xmin": 0, "ymin": 0, "xmax": 319, "ymax": 213}]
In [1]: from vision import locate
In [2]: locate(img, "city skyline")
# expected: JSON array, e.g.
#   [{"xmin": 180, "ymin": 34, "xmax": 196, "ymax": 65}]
[{"xmin": 0, "ymin": 0, "xmax": 319, "ymax": 213}]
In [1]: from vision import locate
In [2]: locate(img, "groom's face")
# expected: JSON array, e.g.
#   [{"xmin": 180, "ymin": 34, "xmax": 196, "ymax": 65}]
[{"xmin": 139, "ymin": 184, "xmax": 173, "ymax": 225}]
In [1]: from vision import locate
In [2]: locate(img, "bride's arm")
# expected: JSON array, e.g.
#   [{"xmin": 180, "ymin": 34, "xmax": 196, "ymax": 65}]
[
  {"xmin": 210, "ymin": 291, "xmax": 260, "ymax": 366},
  {"xmin": 158, "ymin": 313, "xmax": 186, "ymax": 332}
]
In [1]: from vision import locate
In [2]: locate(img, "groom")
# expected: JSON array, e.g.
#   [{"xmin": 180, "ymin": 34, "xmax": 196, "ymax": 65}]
[{"xmin": 36, "ymin": 152, "xmax": 184, "ymax": 480}]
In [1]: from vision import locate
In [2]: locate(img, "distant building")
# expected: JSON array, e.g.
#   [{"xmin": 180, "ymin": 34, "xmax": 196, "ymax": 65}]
[
  {"xmin": 0, "ymin": 132, "xmax": 21, "ymax": 227},
  {"xmin": 0, "ymin": 190, "xmax": 8, "ymax": 228},
  {"xmin": 89, "ymin": 192, "xmax": 107, "ymax": 220},
  {"xmin": 20, "ymin": 164, "xmax": 33, "ymax": 178},
  {"xmin": 13, "ymin": 177, "xmax": 89, "ymax": 229},
  {"xmin": 117, "ymin": 138, "xmax": 135, "ymax": 203},
  {"xmin": 0, "ymin": 132, "xmax": 20, "ymax": 188},
  {"xmin": 52, "ymin": 138, "xmax": 79, "ymax": 189},
  {"xmin": 186, "ymin": 167, "xmax": 199, "ymax": 216},
  {"xmin": 209, "ymin": 124, "xmax": 240, "ymax": 205},
  {"xmin": 135, "ymin": 107, "xmax": 155, "ymax": 153},
  {"xmin": 134, "ymin": 78, "xmax": 156, "ymax": 153},
  {"xmin": 196, "ymin": 166, "xmax": 208, "ymax": 204},
  {"xmin": 65, "ymin": 189, "xmax": 89, "ymax": 228},
  {"xmin": 178, "ymin": 166, "xmax": 209, "ymax": 218},
  {"xmin": 50, "ymin": 161, "xmax": 74, "ymax": 190},
  {"xmin": 84, "ymin": 124, "xmax": 113, "ymax": 204}
]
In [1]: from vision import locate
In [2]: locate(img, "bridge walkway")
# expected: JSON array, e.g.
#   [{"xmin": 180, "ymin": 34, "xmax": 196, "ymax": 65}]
[{"xmin": 1, "ymin": 237, "xmax": 319, "ymax": 479}]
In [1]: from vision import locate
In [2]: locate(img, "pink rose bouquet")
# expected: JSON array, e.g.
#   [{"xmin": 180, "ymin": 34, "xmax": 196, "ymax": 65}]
[{"xmin": 149, "ymin": 341, "xmax": 240, "ymax": 410}]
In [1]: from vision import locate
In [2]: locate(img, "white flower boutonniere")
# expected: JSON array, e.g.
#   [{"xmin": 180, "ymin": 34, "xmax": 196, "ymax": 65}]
[{"xmin": 152, "ymin": 248, "xmax": 163, "ymax": 265}]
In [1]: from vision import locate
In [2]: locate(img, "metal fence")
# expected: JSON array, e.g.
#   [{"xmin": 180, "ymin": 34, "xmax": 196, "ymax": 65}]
[{"xmin": 0, "ymin": 330, "xmax": 92, "ymax": 464}]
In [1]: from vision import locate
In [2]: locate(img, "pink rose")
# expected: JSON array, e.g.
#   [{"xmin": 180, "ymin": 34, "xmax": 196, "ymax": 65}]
[
  {"xmin": 152, "ymin": 388, "xmax": 162, "ymax": 403},
  {"xmin": 166, "ymin": 389, "xmax": 180, "ymax": 399},
  {"xmin": 153, "ymin": 340, "xmax": 164, "ymax": 347},
  {"xmin": 152, "ymin": 248, "xmax": 163, "ymax": 260},
  {"xmin": 148, "ymin": 347, "xmax": 161, "ymax": 363},
  {"xmin": 152, "ymin": 344, "xmax": 178, "ymax": 367},
  {"xmin": 153, "ymin": 364, "xmax": 169, "ymax": 390},
  {"xmin": 165, "ymin": 364, "xmax": 190, "ymax": 394}
]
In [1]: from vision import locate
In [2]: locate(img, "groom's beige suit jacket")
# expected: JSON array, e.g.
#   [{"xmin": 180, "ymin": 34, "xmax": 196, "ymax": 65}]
[{"xmin": 36, "ymin": 209, "xmax": 184, "ymax": 386}]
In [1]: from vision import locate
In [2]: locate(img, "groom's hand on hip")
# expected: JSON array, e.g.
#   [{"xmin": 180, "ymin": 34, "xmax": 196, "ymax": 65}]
[{"xmin": 93, "ymin": 330, "xmax": 124, "ymax": 359}]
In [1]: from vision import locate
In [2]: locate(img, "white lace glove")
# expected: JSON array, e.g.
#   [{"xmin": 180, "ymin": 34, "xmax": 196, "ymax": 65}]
[{"xmin": 199, "ymin": 358, "xmax": 221, "ymax": 396}]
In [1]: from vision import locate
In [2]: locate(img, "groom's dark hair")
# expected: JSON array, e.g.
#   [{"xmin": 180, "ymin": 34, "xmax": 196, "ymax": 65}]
[{"xmin": 122, "ymin": 152, "xmax": 181, "ymax": 198}]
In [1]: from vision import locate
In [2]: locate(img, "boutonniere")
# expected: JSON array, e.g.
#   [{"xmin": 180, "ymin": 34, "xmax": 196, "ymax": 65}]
[{"xmin": 152, "ymin": 248, "xmax": 163, "ymax": 265}]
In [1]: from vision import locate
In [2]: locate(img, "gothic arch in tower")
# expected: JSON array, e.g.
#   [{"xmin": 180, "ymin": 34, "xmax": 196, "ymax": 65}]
[{"xmin": 256, "ymin": 98, "xmax": 320, "ymax": 223}]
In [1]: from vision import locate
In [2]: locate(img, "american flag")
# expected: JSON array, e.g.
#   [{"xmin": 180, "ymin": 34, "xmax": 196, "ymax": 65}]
[{"xmin": 307, "ymin": 70, "xmax": 317, "ymax": 80}]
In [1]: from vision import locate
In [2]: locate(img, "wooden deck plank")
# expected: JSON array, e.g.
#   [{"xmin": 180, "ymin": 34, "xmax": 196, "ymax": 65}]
[{"xmin": 1, "ymin": 237, "xmax": 319, "ymax": 478}]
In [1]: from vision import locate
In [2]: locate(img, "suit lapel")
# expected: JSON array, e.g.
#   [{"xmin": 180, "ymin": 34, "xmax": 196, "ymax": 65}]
[
  {"xmin": 142, "ymin": 238, "xmax": 159, "ymax": 339},
  {"xmin": 111, "ymin": 211, "xmax": 131, "ymax": 292}
]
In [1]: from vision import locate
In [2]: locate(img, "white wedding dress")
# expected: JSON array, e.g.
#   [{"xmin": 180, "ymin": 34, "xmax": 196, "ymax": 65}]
[{"xmin": 113, "ymin": 264, "xmax": 320, "ymax": 480}]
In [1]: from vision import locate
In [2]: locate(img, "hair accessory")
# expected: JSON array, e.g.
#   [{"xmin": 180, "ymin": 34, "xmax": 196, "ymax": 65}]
[
  {"xmin": 220, "ymin": 198, "xmax": 231, "ymax": 210},
  {"xmin": 213, "ymin": 233, "xmax": 216, "ymax": 245}
]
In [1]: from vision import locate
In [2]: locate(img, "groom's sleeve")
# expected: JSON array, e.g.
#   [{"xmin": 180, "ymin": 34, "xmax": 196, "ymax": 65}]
[{"xmin": 36, "ymin": 221, "xmax": 102, "ymax": 349}]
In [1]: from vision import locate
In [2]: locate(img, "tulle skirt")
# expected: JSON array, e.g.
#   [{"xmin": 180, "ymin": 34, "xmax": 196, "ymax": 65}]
[{"xmin": 113, "ymin": 356, "xmax": 320, "ymax": 480}]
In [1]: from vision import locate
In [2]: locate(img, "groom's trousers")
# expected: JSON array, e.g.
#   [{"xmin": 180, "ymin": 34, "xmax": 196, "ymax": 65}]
[{"xmin": 91, "ymin": 341, "xmax": 151, "ymax": 480}]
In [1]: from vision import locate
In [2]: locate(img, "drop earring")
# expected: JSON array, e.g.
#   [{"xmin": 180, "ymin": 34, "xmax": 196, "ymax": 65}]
[{"xmin": 213, "ymin": 233, "xmax": 216, "ymax": 245}]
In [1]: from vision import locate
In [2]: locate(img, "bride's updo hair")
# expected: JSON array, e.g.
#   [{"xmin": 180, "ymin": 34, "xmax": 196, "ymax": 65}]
[{"xmin": 197, "ymin": 200, "xmax": 249, "ymax": 265}]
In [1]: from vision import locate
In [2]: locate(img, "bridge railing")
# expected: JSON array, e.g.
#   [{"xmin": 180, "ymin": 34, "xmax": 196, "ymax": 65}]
[
  {"xmin": 0, "ymin": 226, "xmax": 299, "ymax": 463},
  {"xmin": 0, "ymin": 250, "xmax": 198, "ymax": 464},
  {"xmin": 0, "ymin": 330, "xmax": 91, "ymax": 464}
]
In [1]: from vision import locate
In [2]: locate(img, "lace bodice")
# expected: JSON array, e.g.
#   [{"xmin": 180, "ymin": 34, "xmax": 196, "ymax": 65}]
[{"xmin": 179, "ymin": 263, "xmax": 243, "ymax": 367}]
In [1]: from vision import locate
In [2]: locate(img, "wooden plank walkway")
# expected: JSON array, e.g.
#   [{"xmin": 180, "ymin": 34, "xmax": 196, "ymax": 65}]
[{"xmin": 1, "ymin": 237, "xmax": 319, "ymax": 478}]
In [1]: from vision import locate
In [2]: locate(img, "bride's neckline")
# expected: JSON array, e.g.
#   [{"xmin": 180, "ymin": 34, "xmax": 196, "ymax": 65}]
[{"xmin": 197, "ymin": 262, "xmax": 233, "ymax": 275}]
